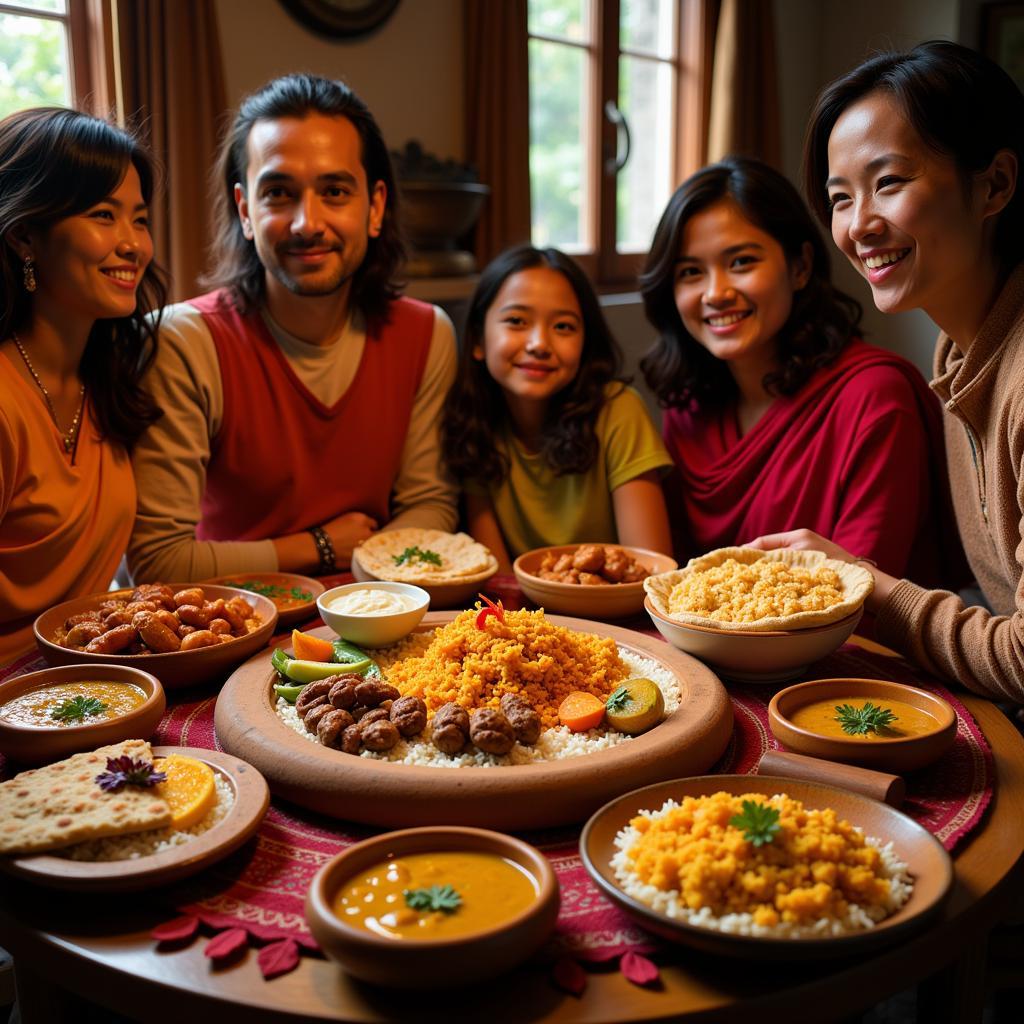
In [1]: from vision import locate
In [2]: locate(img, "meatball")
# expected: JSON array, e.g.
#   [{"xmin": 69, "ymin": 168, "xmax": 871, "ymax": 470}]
[
  {"xmin": 499, "ymin": 694, "xmax": 541, "ymax": 745},
  {"xmin": 431, "ymin": 702, "xmax": 470, "ymax": 755},
  {"xmin": 295, "ymin": 680, "xmax": 333, "ymax": 717},
  {"xmin": 327, "ymin": 676, "xmax": 359, "ymax": 710},
  {"xmin": 390, "ymin": 696, "xmax": 427, "ymax": 737},
  {"xmin": 469, "ymin": 708, "xmax": 516, "ymax": 756},
  {"xmin": 362, "ymin": 719, "xmax": 400, "ymax": 752},
  {"xmin": 302, "ymin": 703, "xmax": 336, "ymax": 734},
  {"xmin": 317, "ymin": 708, "xmax": 353, "ymax": 749},
  {"xmin": 354, "ymin": 679, "xmax": 400, "ymax": 707}
]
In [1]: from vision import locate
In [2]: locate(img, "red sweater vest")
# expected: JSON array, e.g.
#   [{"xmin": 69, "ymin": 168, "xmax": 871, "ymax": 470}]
[{"xmin": 190, "ymin": 290, "xmax": 434, "ymax": 541}]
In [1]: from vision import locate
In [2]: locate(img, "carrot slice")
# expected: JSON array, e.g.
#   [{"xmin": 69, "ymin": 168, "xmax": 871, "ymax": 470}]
[
  {"xmin": 558, "ymin": 691, "xmax": 606, "ymax": 732},
  {"xmin": 292, "ymin": 629, "xmax": 334, "ymax": 663}
]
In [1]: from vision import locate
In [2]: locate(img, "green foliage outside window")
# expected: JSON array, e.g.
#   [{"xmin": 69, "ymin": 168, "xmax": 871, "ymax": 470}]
[{"xmin": 0, "ymin": 13, "xmax": 70, "ymax": 121}]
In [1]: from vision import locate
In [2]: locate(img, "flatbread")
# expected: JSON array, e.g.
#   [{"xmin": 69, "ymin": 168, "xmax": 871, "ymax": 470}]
[
  {"xmin": 644, "ymin": 547, "xmax": 873, "ymax": 631},
  {"xmin": 354, "ymin": 529, "xmax": 498, "ymax": 584},
  {"xmin": 0, "ymin": 738, "xmax": 172, "ymax": 855}
]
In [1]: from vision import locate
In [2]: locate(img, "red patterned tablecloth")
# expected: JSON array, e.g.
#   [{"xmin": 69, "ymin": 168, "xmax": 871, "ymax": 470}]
[{"xmin": 0, "ymin": 575, "xmax": 995, "ymax": 966}]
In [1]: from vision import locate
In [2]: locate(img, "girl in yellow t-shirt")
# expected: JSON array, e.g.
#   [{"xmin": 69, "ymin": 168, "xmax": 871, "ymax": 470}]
[{"xmin": 441, "ymin": 245, "xmax": 672, "ymax": 571}]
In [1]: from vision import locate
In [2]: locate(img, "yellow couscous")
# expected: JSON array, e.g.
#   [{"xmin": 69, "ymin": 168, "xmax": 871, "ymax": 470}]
[
  {"xmin": 668, "ymin": 559, "xmax": 844, "ymax": 623},
  {"xmin": 377, "ymin": 606, "xmax": 628, "ymax": 728},
  {"xmin": 616, "ymin": 791, "xmax": 906, "ymax": 932}
]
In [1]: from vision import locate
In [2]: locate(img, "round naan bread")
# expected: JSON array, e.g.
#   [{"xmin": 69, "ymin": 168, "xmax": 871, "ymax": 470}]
[{"xmin": 354, "ymin": 529, "xmax": 499, "ymax": 583}]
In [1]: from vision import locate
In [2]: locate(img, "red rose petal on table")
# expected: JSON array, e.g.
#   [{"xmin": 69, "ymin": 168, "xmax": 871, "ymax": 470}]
[
  {"xmin": 620, "ymin": 951, "xmax": 659, "ymax": 985},
  {"xmin": 204, "ymin": 927, "xmax": 248, "ymax": 959},
  {"xmin": 150, "ymin": 915, "xmax": 200, "ymax": 943},
  {"xmin": 257, "ymin": 938, "xmax": 301, "ymax": 979},
  {"xmin": 551, "ymin": 956, "xmax": 587, "ymax": 995}
]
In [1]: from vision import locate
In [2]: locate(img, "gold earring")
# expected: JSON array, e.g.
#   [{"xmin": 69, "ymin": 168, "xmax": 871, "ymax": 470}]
[{"xmin": 23, "ymin": 255, "xmax": 36, "ymax": 293}]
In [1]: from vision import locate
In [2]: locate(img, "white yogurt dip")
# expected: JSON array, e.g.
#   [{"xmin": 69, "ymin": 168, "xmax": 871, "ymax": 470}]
[{"xmin": 328, "ymin": 589, "xmax": 416, "ymax": 616}]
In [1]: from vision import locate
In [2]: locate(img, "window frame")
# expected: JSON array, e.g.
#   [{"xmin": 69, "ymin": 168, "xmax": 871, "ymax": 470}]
[{"xmin": 528, "ymin": 0, "xmax": 709, "ymax": 287}]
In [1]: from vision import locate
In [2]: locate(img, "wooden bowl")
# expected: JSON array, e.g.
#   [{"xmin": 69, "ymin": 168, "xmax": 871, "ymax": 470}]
[
  {"xmin": 305, "ymin": 826, "xmax": 559, "ymax": 988},
  {"xmin": 202, "ymin": 572, "xmax": 324, "ymax": 629},
  {"xmin": 768, "ymin": 678, "xmax": 957, "ymax": 773},
  {"xmin": 33, "ymin": 585, "xmax": 278, "ymax": 690},
  {"xmin": 351, "ymin": 548, "xmax": 497, "ymax": 610},
  {"xmin": 645, "ymin": 597, "xmax": 862, "ymax": 683},
  {"xmin": 317, "ymin": 582, "xmax": 429, "ymax": 648},
  {"xmin": 514, "ymin": 545, "xmax": 677, "ymax": 619},
  {"xmin": 0, "ymin": 664, "xmax": 165, "ymax": 766}
]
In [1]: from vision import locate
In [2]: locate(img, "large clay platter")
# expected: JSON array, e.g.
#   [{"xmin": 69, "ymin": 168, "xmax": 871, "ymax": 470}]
[
  {"xmin": 215, "ymin": 612, "xmax": 733, "ymax": 830},
  {"xmin": 580, "ymin": 775, "xmax": 954, "ymax": 959},
  {"xmin": 1, "ymin": 746, "xmax": 270, "ymax": 891}
]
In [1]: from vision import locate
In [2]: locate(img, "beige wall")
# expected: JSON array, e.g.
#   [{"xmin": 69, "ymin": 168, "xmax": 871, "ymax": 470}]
[{"xmin": 214, "ymin": 0, "xmax": 465, "ymax": 162}]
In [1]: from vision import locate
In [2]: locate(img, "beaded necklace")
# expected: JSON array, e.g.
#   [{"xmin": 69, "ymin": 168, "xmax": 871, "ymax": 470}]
[{"xmin": 10, "ymin": 333, "xmax": 86, "ymax": 454}]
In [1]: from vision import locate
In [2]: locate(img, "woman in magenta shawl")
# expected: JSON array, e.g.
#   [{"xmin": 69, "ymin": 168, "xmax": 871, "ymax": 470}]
[{"xmin": 639, "ymin": 155, "xmax": 963, "ymax": 589}]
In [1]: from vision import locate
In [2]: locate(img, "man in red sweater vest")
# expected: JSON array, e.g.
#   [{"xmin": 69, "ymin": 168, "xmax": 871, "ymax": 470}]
[{"xmin": 127, "ymin": 75, "xmax": 457, "ymax": 583}]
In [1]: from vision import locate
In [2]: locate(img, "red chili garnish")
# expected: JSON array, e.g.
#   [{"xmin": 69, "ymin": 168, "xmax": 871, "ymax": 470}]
[{"xmin": 475, "ymin": 593, "xmax": 505, "ymax": 630}]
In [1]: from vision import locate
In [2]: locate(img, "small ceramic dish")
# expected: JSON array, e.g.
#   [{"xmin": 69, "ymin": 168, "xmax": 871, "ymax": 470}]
[
  {"xmin": 514, "ymin": 544, "xmax": 677, "ymax": 619},
  {"xmin": 203, "ymin": 572, "xmax": 324, "ymax": 629},
  {"xmin": 351, "ymin": 549, "xmax": 497, "ymax": 610},
  {"xmin": 305, "ymin": 825, "xmax": 559, "ymax": 988},
  {"xmin": 0, "ymin": 664, "xmax": 165, "ymax": 766},
  {"xmin": 768, "ymin": 678, "xmax": 957, "ymax": 773},
  {"xmin": 34, "ymin": 584, "xmax": 278, "ymax": 690},
  {"xmin": 645, "ymin": 597, "xmax": 862, "ymax": 683},
  {"xmin": 317, "ymin": 582, "xmax": 429, "ymax": 649}
]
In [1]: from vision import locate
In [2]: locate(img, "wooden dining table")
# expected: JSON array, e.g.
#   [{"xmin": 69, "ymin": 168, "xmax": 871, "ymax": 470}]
[{"xmin": 2, "ymin": 597, "xmax": 1023, "ymax": 1024}]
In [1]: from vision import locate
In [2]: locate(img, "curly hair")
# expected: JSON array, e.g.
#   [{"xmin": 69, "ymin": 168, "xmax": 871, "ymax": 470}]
[
  {"xmin": 201, "ymin": 73, "xmax": 404, "ymax": 331},
  {"xmin": 441, "ymin": 245, "xmax": 625, "ymax": 485},
  {"xmin": 803, "ymin": 40, "xmax": 1024, "ymax": 271},
  {"xmin": 639, "ymin": 156, "xmax": 861, "ymax": 410},
  {"xmin": 0, "ymin": 107, "xmax": 166, "ymax": 451}
]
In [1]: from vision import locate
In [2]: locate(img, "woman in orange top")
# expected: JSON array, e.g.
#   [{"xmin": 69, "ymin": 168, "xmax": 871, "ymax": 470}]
[{"xmin": 0, "ymin": 108, "xmax": 166, "ymax": 661}]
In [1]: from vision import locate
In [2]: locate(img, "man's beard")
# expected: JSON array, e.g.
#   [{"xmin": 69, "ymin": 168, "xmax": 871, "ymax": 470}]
[{"xmin": 267, "ymin": 251, "xmax": 352, "ymax": 297}]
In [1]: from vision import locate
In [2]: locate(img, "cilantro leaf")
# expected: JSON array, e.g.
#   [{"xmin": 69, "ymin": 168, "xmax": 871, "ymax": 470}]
[
  {"xmin": 403, "ymin": 884, "xmax": 462, "ymax": 913},
  {"xmin": 834, "ymin": 702, "xmax": 898, "ymax": 736},
  {"xmin": 51, "ymin": 696, "xmax": 108, "ymax": 722},
  {"xmin": 729, "ymin": 800, "xmax": 781, "ymax": 847}
]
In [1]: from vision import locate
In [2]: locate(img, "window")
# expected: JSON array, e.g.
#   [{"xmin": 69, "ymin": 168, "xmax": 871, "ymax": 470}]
[
  {"xmin": 528, "ymin": 0, "xmax": 705, "ymax": 283},
  {"xmin": 0, "ymin": 0, "xmax": 115, "ymax": 120}
]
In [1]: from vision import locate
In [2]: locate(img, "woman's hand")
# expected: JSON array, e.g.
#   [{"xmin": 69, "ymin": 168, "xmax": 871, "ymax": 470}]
[{"xmin": 745, "ymin": 528, "xmax": 856, "ymax": 563}]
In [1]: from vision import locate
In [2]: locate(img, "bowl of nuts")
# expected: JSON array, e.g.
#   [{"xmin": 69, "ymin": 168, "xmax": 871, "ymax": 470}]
[
  {"xmin": 33, "ymin": 583, "xmax": 278, "ymax": 690},
  {"xmin": 513, "ymin": 544, "xmax": 677, "ymax": 619}
]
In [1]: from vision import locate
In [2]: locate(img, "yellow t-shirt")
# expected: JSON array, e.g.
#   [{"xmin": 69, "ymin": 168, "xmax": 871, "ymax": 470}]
[
  {"xmin": 481, "ymin": 384, "xmax": 671, "ymax": 558},
  {"xmin": 0, "ymin": 352, "xmax": 135, "ymax": 662}
]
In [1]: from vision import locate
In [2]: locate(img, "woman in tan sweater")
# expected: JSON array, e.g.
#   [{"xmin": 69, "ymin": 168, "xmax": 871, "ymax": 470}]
[{"xmin": 750, "ymin": 41, "xmax": 1024, "ymax": 702}]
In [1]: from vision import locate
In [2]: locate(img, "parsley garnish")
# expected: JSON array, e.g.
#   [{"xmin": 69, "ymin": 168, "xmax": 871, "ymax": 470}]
[
  {"xmin": 51, "ymin": 696, "xmax": 108, "ymax": 723},
  {"xmin": 834, "ymin": 702, "xmax": 898, "ymax": 736},
  {"xmin": 392, "ymin": 546, "xmax": 443, "ymax": 567},
  {"xmin": 729, "ymin": 800, "xmax": 781, "ymax": 847},
  {"xmin": 222, "ymin": 580, "xmax": 313, "ymax": 602},
  {"xmin": 403, "ymin": 885, "xmax": 462, "ymax": 913},
  {"xmin": 94, "ymin": 756, "xmax": 167, "ymax": 793},
  {"xmin": 606, "ymin": 686, "xmax": 631, "ymax": 713}
]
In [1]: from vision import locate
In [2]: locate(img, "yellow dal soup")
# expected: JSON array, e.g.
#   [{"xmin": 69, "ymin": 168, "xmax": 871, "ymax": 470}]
[
  {"xmin": 0, "ymin": 681, "xmax": 147, "ymax": 728},
  {"xmin": 790, "ymin": 697, "xmax": 939, "ymax": 740},
  {"xmin": 333, "ymin": 851, "xmax": 539, "ymax": 940}
]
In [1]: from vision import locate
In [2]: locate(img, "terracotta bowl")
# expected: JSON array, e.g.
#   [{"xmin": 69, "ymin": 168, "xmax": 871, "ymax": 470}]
[
  {"xmin": 514, "ymin": 545, "xmax": 678, "ymax": 619},
  {"xmin": 33, "ymin": 585, "xmax": 278, "ymax": 690},
  {"xmin": 351, "ymin": 548, "xmax": 498, "ymax": 610},
  {"xmin": 0, "ymin": 664, "xmax": 165, "ymax": 766},
  {"xmin": 202, "ymin": 572, "xmax": 324, "ymax": 629},
  {"xmin": 645, "ymin": 597, "xmax": 861, "ymax": 683},
  {"xmin": 317, "ymin": 581, "xmax": 429, "ymax": 648},
  {"xmin": 305, "ymin": 826, "xmax": 560, "ymax": 988},
  {"xmin": 769, "ymin": 678, "xmax": 957, "ymax": 773}
]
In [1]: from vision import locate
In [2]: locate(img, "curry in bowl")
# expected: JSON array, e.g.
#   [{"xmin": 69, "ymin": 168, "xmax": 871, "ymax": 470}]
[
  {"xmin": 768, "ymin": 678, "xmax": 957, "ymax": 772},
  {"xmin": 0, "ymin": 664, "xmax": 165, "ymax": 765}
]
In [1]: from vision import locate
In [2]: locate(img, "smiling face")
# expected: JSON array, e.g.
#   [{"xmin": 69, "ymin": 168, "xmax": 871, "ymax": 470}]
[
  {"xmin": 474, "ymin": 266, "xmax": 584, "ymax": 420},
  {"xmin": 235, "ymin": 113, "xmax": 385, "ymax": 304},
  {"xmin": 673, "ymin": 199, "xmax": 809, "ymax": 369},
  {"xmin": 26, "ymin": 164, "xmax": 152, "ymax": 324},
  {"xmin": 826, "ymin": 90, "xmax": 994, "ymax": 319}
]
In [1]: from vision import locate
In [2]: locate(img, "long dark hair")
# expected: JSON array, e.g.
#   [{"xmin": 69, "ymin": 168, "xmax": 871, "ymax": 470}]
[
  {"xmin": 442, "ymin": 245, "xmax": 624, "ymax": 484},
  {"xmin": 202, "ymin": 73, "xmax": 404, "ymax": 330},
  {"xmin": 640, "ymin": 156, "xmax": 861, "ymax": 410},
  {"xmin": 0, "ymin": 107, "xmax": 165, "ymax": 451},
  {"xmin": 803, "ymin": 40, "xmax": 1024, "ymax": 270}
]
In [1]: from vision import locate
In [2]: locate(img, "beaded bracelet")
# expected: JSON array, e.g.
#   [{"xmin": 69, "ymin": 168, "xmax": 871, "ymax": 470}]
[
  {"xmin": 853, "ymin": 556, "xmax": 878, "ymax": 568},
  {"xmin": 308, "ymin": 526, "xmax": 337, "ymax": 575}
]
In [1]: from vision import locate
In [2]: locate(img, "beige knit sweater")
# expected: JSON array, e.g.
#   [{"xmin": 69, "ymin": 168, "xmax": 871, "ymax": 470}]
[{"xmin": 876, "ymin": 264, "xmax": 1024, "ymax": 701}]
